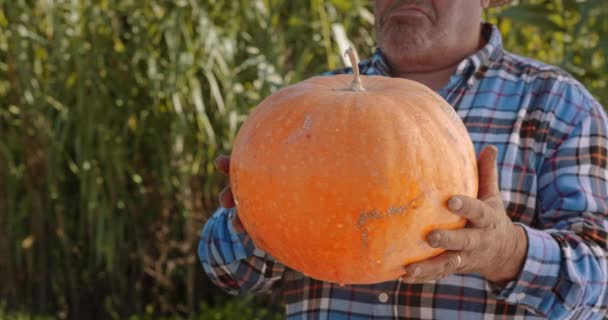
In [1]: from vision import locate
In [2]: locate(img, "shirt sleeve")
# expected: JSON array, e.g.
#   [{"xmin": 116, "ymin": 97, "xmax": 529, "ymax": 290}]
[
  {"xmin": 198, "ymin": 206, "xmax": 287, "ymax": 295},
  {"xmin": 497, "ymin": 84, "xmax": 608, "ymax": 319}
]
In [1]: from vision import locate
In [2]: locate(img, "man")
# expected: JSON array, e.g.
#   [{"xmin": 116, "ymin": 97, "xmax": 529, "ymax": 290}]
[{"xmin": 199, "ymin": 0, "xmax": 608, "ymax": 319}]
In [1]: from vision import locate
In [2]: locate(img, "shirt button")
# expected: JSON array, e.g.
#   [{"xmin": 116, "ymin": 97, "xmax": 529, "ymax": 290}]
[
  {"xmin": 378, "ymin": 292, "xmax": 389, "ymax": 303},
  {"xmin": 516, "ymin": 293, "xmax": 526, "ymax": 301}
]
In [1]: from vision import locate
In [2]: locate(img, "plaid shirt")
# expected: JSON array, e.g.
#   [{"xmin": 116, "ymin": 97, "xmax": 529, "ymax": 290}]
[{"xmin": 199, "ymin": 24, "xmax": 608, "ymax": 319}]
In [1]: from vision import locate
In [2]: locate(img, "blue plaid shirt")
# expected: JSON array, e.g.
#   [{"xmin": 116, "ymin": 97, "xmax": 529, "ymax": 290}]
[{"xmin": 199, "ymin": 23, "xmax": 608, "ymax": 319}]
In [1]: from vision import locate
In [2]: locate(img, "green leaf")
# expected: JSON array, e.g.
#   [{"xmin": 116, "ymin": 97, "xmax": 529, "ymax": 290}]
[{"xmin": 498, "ymin": 4, "xmax": 565, "ymax": 32}]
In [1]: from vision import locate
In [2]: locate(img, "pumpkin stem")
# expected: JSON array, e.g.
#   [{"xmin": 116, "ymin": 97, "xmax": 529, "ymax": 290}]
[{"xmin": 344, "ymin": 47, "xmax": 365, "ymax": 92}]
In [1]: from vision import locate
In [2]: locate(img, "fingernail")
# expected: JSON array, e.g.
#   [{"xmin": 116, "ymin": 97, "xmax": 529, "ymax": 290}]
[
  {"xmin": 428, "ymin": 232, "xmax": 441, "ymax": 247},
  {"xmin": 448, "ymin": 197, "xmax": 463, "ymax": 211},
  {"xmin": 489, "ymin": 146, "xmax": 498, "ymax": 160},
  {"xmin": 403, "ymin": 266, "xmax": 422, "ymax": 281}
]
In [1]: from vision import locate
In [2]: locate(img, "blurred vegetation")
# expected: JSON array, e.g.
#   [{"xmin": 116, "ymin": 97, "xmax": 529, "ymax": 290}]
[
  {"xmin": 0, "ymin": 0, "xmax": 606, "ymax": 319},
  {"xmin": 1, "ymin": 297, "xmax": 281, "ymax": 320}
]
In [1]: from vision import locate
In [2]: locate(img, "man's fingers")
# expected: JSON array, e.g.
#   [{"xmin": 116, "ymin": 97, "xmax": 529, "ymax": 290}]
[
  {"xmin": 219, "ymin": 186, "xmax": 235, "ymax": 208},
  {"xmin": 477, "ymin": 145, "xmax": 499, "ymax": 200},
  {"xmin": 214, "ymin": 155, "xmax": 231, "ymax": 176},
  {"xmin": 402, "ymin": 251, "xmax": 465, "ymax": 283},
  {"xmin": 215, "ymin": 155, "xmax": 234, "ymax": 207},
  {"xmin": 448, "ymin": 196, "xmax": 494, "ymax": 228},
  {"xmin": 427, "ymin": 229, "xmax": 482, "ymax": 251}
]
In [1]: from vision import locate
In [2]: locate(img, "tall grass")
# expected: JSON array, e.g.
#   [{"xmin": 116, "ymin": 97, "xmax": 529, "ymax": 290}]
[
  {"xmin": 0, "ymin": 0, "xmax": 373, "ymax": 318},
  {"xmin": 0, "ymin": 0, "xmax": 605, "ymax": 319}
]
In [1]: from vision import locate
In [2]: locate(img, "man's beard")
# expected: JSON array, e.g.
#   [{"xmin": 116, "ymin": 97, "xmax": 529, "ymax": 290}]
[{"xmin": 376, "ymin": 18, "xmax": 437, "ymax": 67}]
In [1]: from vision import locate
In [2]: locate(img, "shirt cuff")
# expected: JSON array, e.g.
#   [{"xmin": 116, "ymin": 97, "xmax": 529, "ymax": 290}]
[{"xmin": 496, "ymin": 224, "xmax": 562, "ymax": 315}]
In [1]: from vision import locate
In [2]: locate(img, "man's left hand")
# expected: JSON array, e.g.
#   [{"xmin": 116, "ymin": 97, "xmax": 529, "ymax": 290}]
[{"xmin": 402, "ymin": 146, "xmax": 528, "ymax": 286}]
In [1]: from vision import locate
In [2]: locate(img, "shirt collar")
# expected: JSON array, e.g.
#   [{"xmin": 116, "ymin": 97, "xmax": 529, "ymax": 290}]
[{"xmin": 365, "ymin": 23, "xmax": 504, "ymax": 88}]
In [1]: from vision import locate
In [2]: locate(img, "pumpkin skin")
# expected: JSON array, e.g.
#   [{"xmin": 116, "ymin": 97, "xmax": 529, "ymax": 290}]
[{"xmin": 230, "ymin": 74, "xmax": 478, "ymax": 285}]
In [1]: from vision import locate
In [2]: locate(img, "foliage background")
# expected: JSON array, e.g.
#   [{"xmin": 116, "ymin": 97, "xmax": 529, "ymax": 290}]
[{"xmin": 1, "ymin": 0, "xmax": 606, "ymax": 319}]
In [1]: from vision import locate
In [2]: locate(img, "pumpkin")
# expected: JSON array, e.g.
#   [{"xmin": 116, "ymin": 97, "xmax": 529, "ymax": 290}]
[{"xmin": 229, "ymin": 49, "xmax": 478, "ymax": 285}]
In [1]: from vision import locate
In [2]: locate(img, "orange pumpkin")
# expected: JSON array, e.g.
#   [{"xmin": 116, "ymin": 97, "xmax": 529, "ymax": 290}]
[{"xmin": 230, "ymin": 50, "xmax": 478, "ymax": 285}]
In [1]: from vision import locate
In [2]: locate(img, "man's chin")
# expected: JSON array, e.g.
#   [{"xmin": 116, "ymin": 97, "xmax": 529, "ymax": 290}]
[
  {"xmin": 382, "ymin": 22, "xmax": 429, "ymax": 40},
  {"xmin": 381, "ymin": 33, "xmax": 430, "ymax": 54}
]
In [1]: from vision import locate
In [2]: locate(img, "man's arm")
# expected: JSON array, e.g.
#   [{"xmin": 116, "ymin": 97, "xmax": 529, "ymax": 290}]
[
  {"xmin": 198, "ymin": 207, "xmax": 286, "ymax": 295},
  {"xmin": 497, "ymin": 105, "xmax": 608, "ymax": 318},
  {"xmin": 401, "ymin": 82, "xmax": 608, "ymax": 318}
]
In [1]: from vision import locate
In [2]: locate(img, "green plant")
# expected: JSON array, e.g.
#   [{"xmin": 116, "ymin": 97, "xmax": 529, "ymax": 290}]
[
  {"xmin": 486, "ymin": 0, "xmax": 608, "ymax": 103},
  {"xmin": 0, "ymin": 0, "xmax": 373, "ymax": 318}
]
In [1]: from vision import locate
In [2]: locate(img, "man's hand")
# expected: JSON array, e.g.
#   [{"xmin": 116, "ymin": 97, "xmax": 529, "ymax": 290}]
[
  {"xmin": 215, "ymin": 154, "xmax": 235, "ymax": 207},
  {"xmin": 214, "ymin": 154, "xmax": 245, "ymax": 231},
  {"xmin": 402, "ymin": 146, "xmax": 528, "ymax": 286}
]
